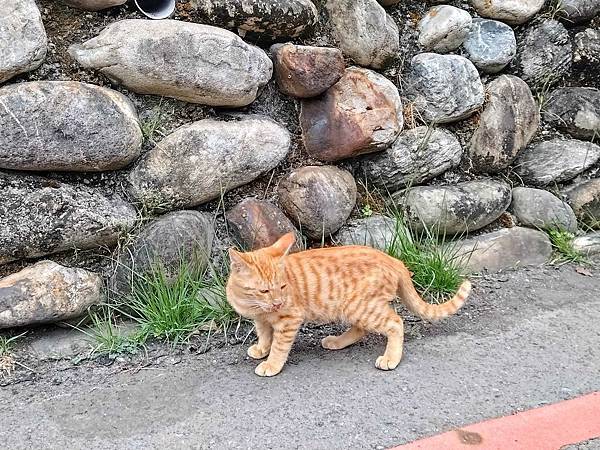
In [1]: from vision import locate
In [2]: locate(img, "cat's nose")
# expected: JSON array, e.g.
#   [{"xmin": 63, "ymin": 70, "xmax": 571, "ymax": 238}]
[{"xmin": 272, "ymin": 301, "xmax": 283, "ymax": 310}]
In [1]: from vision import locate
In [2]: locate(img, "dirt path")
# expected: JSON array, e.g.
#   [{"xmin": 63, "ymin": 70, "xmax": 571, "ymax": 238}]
[{"xmin": 2, "ymin": 263, "xmax": 600, "ymax": 449}]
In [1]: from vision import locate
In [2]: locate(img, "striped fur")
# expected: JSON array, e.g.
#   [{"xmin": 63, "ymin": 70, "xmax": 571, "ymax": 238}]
[{"xmin": 226, "ymin": 232, "xmax": 470, "ymax": 377}]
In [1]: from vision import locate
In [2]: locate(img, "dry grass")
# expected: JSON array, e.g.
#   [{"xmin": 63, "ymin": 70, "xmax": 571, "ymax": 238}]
[{"xmin": 0, "ymin": 332, "xmax": 26, "ymax": 379}]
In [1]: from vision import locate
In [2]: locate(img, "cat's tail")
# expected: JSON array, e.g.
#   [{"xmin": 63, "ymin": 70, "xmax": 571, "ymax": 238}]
[{"xmin": 396, "ymin": 263, "xmax": 471, "ymax": 322}]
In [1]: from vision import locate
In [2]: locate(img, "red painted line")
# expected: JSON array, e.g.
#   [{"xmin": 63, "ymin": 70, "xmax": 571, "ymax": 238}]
[{"xmin": 392, "ymin": 392, "xmax": 600, "ymax": 450}]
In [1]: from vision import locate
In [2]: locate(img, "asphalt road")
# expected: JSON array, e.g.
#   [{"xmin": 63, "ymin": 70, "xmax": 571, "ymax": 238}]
[{"xmin": 1, "ymin": 264, "xmax": 599, "ymax": 449}]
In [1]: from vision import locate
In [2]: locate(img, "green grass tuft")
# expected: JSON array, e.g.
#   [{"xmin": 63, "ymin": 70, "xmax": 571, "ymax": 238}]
[
  {"xmin": 547, "ymin": 228, "xmax": 586, "ymax": 264},
  {"xmin": 360, "ymin": 204, "xmax": 374, "ymax": 218},
  {"xmin": 385, "ymin": 213, "xmax": 468, "ymax": 304},
  {"xmin": 87, "ymin": 312, "xmax": 144, "ymax": 357},
  {"xmin": 117, "ymin": 259, "xmax": 238, "ymax": 346},
  {"xmin": 140, "ymin": 100, "xmax": 171, "ymax": 145},
  {"xmin": 0, "ymin": 333, "xmax": 24, "ymax": 357}
]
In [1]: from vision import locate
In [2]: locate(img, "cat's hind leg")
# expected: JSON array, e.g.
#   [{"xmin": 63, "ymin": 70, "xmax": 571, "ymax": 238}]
[{"xmin": 321, "ymin": 326, "xmax": 366, "ymax": 350}]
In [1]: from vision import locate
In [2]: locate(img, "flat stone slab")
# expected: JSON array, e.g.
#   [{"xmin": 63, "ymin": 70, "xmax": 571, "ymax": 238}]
[
  {"xmin": 453, "ymin": 227, "xmax": 552, "ymax": 273},
  {"xmin": 27, "ymin": 327, "xmax": 92, "ymax": 360}
]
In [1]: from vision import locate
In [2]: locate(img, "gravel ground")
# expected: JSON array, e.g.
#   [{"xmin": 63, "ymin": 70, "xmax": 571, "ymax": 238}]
[{"xmin": 1, "ymin": 261, "xmax": 599, "ymax": 449}]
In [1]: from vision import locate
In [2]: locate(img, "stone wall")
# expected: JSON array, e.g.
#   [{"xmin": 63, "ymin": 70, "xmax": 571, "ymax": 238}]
[{"xmin": 0, "ymin": 0, "xmax": 599, "ymax": 328}]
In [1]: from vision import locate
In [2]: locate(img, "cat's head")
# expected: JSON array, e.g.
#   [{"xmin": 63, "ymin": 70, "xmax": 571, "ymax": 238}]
[{"xmin": 226, "ymin": 232, "xmax": 296, "ymax": 314}]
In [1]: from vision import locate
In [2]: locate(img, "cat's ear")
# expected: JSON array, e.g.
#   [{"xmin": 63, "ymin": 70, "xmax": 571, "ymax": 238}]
[
  {"xmin": 228, "ymin": 248, "xmax": 251, "ymax": 273},
  {"xmin": 268, "ymin": 232, "xmax": 296, "ymax": 258}
]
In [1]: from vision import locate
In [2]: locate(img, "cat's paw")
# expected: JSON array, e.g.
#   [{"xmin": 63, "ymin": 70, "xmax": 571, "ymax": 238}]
[
  {"xmin": 247, "ymin": 344, "xmax": 269, "ymax": 360},
  {"xmin": 255, "ymin": 361, "xmax": 282, "ymax": 377},
  {"xmin": 375, "ymin": 355, "xmax": 400, "ymax": 371},
  {"xmin": 321, "ymin": 336, "xmax": 343, "ymax": 350}
]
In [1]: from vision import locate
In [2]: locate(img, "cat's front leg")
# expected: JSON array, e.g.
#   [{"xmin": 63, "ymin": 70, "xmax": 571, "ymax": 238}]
[
  {"xmin": 247, "ymin": 319, "xmax": 273, "ymax": 360},
  {"xmin": 255, "ymin": 317, "xmax": 302, "ymax": 377}
]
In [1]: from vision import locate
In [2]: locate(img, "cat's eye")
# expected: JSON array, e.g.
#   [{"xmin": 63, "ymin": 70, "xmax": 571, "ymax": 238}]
[{"xmin": 259, "ymin": 289, "xmax": 269, "ymax": 294}]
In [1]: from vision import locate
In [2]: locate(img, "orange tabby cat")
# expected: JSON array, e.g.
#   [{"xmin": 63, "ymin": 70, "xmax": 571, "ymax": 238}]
[{"xmin": 226, "ymin": 232, "xmax": 471, "ymax": 377}]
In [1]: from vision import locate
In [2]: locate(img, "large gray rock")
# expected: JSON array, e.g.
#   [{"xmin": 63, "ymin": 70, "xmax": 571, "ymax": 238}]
[
  {"xmin": 510, "ymin": 187, "xmax": 578, "ymax": 232},
  {"xmin": 128, "ymin": 116, "xmax": 290, "ymax": 212},
  {"xmin": 400, "ymin": 180, "xmax": 512, "ymax": 235},
  {"xmin": 515, "ymin": 139, "xmax": 600, "ymax": 186},
  {"xmin": 189, "ymin": 0, "xmax": 318, "ymax": 41},
  {"xmin": 271, "ymin": 43, "xmax": 345, "ymax": 98},
  {"xmin": 0, "ymin": 173, "xmax": 136, "ymax": 265},
  {"xmin": 300, "ymin": 67, "xmax": 402, "ymax": 162},
  {"xmin": 361, "ymin": 126, "xmax": 463, "ymax": 192},
  {"xmin": 469, "ymin": 75, "xmax": 539, "ymax": 173},
  {"xmin": 0, "ymin": 81, "xmax": 142, "ymax": 172},
  {"xmin": 61, "ymin": 0, "xmax": 126, "ymax": 10},
  {"xmin": 0, "ymin": 0, "xmax": 47, "ymax": 83},
  {"xmin": 406, "ymin": 53, "xmax": 485, "ymax": 124},
  {"xmin": 515, "ymin": 20, "xmax": 572, "ymax": 89},
  {"xmin": 278, "ymin": 166, "xmax": 357, "ymax": 240},
  {"xmin": 469, "ymin": 0, "xmax": 545, "ymax": 25},
  {"xmin": 69, "ymin": 20, "xmax": 272, "ymax": 107},
  {"xmin": 0, "ymin": 261, "xmax": 103, "ymax": 329},
  {"xmin": 111, "ymin": 211, "xmax": 214, "ymax": 296},
  {"xmin": 418, "ymin": 5, "xmax": 472, "ymax": 53},
  {"xmin": 544, "ymin": 87, "xmax": 600, "ymax": 141},
  {"xmin": 564, "ymin": 179, "xmax": 600, "ymax": 228},
  {"xmin": 335, "ymin": 215, "xmax": 396, "ymax": 251},
  {"xmin": 558, "ymin": 0, "xmax": 600, "ymax": 23},
  {"xmin": 226, "ymin": 198, "xmax": 301, "ymax": 252},
  {"xmin": 462, "ymin": 19, "xmax": 517, "ymax": 73},
  {"xmin": 326, "ymin": 0, "xmax": 399, "ymax": 69},
  {"xmin": 453, "ymin": 227, "xmax": 552, "ymax": 273}
]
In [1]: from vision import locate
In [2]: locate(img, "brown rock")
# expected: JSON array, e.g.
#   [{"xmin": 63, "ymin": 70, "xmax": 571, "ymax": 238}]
[
  {"xmin": 226, "ymin": 198, "xmax": 301, "ymax": 251},
  {"xmin": 271, "ymin": 43, "xmax": 345, "ymax": 98},
  {"xmin": 300, "ymin": 67, "xmax": 402, "ymax": 162},
  {"xmin": 0, "ymin": 261, "xmax": 103, "ymax": 329},
  {"xmin": 62, "ymin": 0, "xmax": 126, "ymax": 10},
  {"xmin": 277, "ymin": 166, "xmax": 357, "ymax": 240}
]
